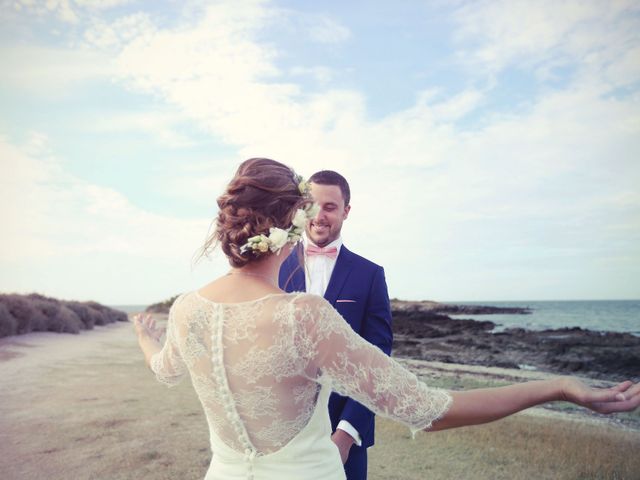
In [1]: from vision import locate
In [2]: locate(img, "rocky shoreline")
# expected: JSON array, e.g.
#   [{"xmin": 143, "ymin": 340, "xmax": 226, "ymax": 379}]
[{"xmin": 391, "ymin": 300, "xmax": 640, "ymax": 382}]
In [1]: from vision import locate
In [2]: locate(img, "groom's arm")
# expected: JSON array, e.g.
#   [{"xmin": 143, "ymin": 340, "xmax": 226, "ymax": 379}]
[{"xmin": 338, "ymin": 266, "xmax": 393, "ymax": 441}]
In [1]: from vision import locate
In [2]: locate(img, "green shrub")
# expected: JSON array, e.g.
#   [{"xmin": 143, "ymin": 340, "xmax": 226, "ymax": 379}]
[
  {"xmin": 0, "ymin": 294, "xmax": 48, "ymax": 334},
  {"xmin": 48, "ymin": 305, "xmax": 84, "ymax": 334},
  {"xmin": 84, "ymin": 301, "xmax": 128, "ymax": 324},
  {"xmin": 84, "ymin": 302, "xmax": 110, "ymax": 325},
  {"xmin": 146, "ymin": 295, "xmax": 179, "ymax": 314},
  {"xmin": 0, "ymin": 293, "xmax": 129, "ymax": 337},
  {"xmin": 0, "ymin": 302, "xmax": 17, "ymax": 337},
  {"xmin": 64, "ymin": 301, "xmax": 95, "ymax": 329}
]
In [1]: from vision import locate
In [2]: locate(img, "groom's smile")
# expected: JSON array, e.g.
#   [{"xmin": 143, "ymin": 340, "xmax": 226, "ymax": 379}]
[{"xmin": 305, "ymin": 182, "xmax": 351, "ymax": 248}]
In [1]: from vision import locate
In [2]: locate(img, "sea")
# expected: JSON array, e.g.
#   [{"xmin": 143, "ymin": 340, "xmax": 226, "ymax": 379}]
[
  {"xmin": 451, "ymin": 300, "xmax": 640, "ymax": 336},
  {"xmin": 110, "ymin": 300, "xmax": 640, "ymax": 337}
]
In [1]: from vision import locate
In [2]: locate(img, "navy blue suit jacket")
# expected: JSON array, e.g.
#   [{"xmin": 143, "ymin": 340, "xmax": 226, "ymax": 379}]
[{"xmin": 278, "ymin": 244, "xmax": 393, "ymax": 449}]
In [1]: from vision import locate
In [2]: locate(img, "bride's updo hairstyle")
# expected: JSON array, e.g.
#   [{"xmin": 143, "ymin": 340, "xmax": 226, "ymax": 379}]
[{"xmin": 200, "ymin": 158, "xmax": 307, "ymax": 267}]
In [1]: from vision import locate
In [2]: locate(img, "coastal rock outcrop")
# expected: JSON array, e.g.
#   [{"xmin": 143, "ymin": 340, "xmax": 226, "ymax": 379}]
[{"xmin": 392, "ymin": 302, "xmax": 640, "ymax": 381}]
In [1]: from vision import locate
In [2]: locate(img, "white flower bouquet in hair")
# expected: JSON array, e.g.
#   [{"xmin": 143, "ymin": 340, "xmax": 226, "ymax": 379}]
[{"xmin": 240, "ymin": 203, "xmax": 320, "ymax": 256}]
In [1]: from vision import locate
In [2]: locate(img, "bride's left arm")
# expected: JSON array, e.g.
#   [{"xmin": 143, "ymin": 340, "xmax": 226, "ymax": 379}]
[{"xmin": 429, "ymin": 377, "xmax": 639, "ymax": 431}]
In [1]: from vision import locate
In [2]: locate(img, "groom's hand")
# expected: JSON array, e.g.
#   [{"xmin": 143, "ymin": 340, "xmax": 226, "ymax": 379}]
[{"xmin": 331, "ymin": 429, "xmax": 355, "ymax": 464}]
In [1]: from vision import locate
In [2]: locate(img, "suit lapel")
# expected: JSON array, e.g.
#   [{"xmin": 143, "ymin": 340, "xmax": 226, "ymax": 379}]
[
  {"xmin": 280, "ymin": 244, "xmax": 306, "ymax": 292},
  {"xmin": 324, "ymin": 246, "xmax": 354, "ymax": 305}
]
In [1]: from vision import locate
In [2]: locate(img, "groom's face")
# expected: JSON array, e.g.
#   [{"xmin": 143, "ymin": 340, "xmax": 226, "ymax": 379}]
[{"xmin": 306, "ymin": 182, "xmax": 350, "ymax": 248}]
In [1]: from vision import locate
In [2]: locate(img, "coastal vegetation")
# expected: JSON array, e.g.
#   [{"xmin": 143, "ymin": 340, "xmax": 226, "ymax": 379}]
[
  {"xmin": 145, "ymin": 294, "xmax": 180, "ymax": 313},
  {"xmin": 0, "ymin": 293, "xmax": 128, "ymax": 338}
]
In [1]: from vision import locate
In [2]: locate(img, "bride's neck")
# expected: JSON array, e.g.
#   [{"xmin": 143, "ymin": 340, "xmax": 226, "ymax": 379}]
[{"xmin": 229, "ymin": 252, "xmax": 283, "ymax": 284}]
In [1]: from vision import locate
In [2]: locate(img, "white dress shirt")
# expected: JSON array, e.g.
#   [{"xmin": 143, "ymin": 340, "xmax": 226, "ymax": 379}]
[{"xmin": 304, "ymin": 236, "xmax": 362, "ymax": 447}]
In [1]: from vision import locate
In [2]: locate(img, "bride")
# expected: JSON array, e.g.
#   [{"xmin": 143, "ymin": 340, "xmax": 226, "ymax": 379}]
[{"xmin": 134, "ymin": 158, "xmax": 639, "ymax": 480}]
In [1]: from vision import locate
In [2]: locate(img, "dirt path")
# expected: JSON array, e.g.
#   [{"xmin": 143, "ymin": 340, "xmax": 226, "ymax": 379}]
[{"xmin": 1, "ymin": 319, "xmax": 638, "ymax": 479}]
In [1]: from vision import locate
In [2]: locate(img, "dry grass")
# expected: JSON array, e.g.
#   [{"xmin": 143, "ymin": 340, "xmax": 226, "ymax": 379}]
[
  {"xmin": 0, "ymin": 319, "xmax": 638, "ymax": 480},
  {"xmin": 369, "ymin": 415, "xmax": 640, "ymax": 480}
]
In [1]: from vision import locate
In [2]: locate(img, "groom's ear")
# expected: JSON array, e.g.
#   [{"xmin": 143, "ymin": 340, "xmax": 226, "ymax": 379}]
[{"xmin": 343, "ymin": 204, "xmax": 351, "ymax": 220}]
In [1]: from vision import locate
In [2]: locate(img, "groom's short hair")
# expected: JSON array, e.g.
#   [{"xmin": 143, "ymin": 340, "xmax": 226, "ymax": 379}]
[{"xmin": 308, "ymin": 170, "xmax": 351, "ymax": 207}]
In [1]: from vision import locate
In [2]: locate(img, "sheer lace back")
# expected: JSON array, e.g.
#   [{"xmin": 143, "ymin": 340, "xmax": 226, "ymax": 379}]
[{"xmin": 151, "ymin": 291, "xmax": 451, "ymax": 458}]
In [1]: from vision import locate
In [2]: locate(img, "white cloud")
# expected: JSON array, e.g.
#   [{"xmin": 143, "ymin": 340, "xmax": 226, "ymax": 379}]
[
  {"xmin": 153, "ymin": 159, "xmax": 234, "ymax": 208},
  {"xmin": 105, "ymin": 4, "xmax": 462, "ymax": 172},
  {"xmin": 305, "ymin": 15, "xmax": 351, "ymax": 44},
  {"xmin": 451, "ymin": 0, "xmax": 640, "ymax": 93},
  {"xmin": 89, "ymin": 110, "xmax": 197, "ymax": 148},
  {"xmin": 7, "ymin": 0, "xmax": 134, "ymax": 24},
  {"xmin": 290, "ymin": 65, "xmax": 334, "ymax": 84},
  {"xmin": 0, "ymin": 44, "xmax": 113, "ymax": 95},
  {"xmin": 0, "ymin": 135, "xmax": 208, "ymax": 261},
  {"xmin": 429, "ymin": 89, "xmax": 485, "ymax": 121},
  {"xmin": 9, "ymin": 0, "xmax": 78, "ymax": 23},
  {"xmin": 104, "ymin": 1, "xmax": 639, "ymax": 184},
  {"xmin": 0, "ymin": 134, "xmax": 230, "ymax": 303},
  {"xmin": 84, "ymin": 12, "xmax": 154, "ymax": 49},
  {"xmin": 75, "ymin": 0, "xmax": 133, "ymax": 9}
]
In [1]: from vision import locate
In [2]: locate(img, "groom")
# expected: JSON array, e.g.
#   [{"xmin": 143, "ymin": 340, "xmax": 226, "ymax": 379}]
[{"xmin": 279, "ymin": 170, "xmax": 393, "ymax": 480}]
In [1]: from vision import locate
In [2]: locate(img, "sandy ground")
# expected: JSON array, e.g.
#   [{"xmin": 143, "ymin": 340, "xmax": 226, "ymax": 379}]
[{"xmin": 1, "ymin": 317, "xmax": 638, "ymax": 480}]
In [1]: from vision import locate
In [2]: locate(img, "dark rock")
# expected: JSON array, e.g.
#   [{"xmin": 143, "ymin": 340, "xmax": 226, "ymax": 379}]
[{"xmin": 391, "ymin": 302, "xmax": 640, "ymax": 381}]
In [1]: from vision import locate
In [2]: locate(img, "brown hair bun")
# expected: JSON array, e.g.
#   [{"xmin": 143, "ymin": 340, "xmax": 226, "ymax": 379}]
[{"xmin": 199, "ymin": 158, "xmax": 306, "ymax": 267}]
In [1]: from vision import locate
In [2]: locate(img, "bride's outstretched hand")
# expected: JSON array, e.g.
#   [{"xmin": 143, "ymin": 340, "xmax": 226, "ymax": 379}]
[
  {"xmin": 559, "ymin": 377, "xmax": 640, "ymax": 414},
  {"xmin": 133, "ymin": 314, "xmax": 165, "ymax": 343}
]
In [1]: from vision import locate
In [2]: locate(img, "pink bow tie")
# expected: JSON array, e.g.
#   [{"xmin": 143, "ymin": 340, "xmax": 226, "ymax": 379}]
[{"xmin": 306, "ymin": 245, "xmax": 338, "ymax": 259}]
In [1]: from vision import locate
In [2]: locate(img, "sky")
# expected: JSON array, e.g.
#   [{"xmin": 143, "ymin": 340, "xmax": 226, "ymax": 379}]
[{"xmin": 1, "ymin": 0, "xmax": 639, "ymax": 305}]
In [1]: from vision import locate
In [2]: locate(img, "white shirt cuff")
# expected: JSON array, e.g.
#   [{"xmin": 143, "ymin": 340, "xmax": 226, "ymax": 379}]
[{"xmin": 337, "ymin": 420, "xmax": 362, "ymax": 447}]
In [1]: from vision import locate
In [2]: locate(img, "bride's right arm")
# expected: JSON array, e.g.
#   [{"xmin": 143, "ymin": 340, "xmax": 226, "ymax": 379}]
[{"xmin": 294, "ymin": 296, "xmax": 640, "ymax": 432}]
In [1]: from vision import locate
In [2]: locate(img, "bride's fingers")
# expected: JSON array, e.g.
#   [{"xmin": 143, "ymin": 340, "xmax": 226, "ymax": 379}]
[
  {"xmin": 593, "ymin": 392, "xmax": 640, "ymax": 414},
  {"xmin": 589, "ymin": 384, "xmax": 640, "ymax": 413},
  {"xmin": 590, "ymin": 382, "xmax": 639, "ymax": 404},
  {"xmin": 619, "ymin": 382, "xmax": 640, "ymax": 400},
  {"xmin": 611, "ymin": 381, "xmax": 634, "ymax": 393},
  {"xmin": 612, "ymin": 382, "xmax": 640, "ymax": 400},
  {"xmin": 134, "ymin": 314, "xmax": 161, "ymax": 336},
  {"xmin": 579, "ymin": 384, "xmax": 628, "ymax": 404}
]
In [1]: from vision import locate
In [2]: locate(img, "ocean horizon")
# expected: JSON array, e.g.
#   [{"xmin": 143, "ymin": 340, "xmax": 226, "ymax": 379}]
[
  {"xmin": 451, "ymin": 299, "xmax": 640, "ymax": 336},
  {"xmin": 110, "ymin": 299, "xmax": 640, "ymax": 336}
]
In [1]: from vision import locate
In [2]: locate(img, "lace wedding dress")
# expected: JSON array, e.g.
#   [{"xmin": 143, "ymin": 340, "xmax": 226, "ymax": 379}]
[{"xmin": 151, "ymin": 291, "xmax": 452, "ymax": 480}]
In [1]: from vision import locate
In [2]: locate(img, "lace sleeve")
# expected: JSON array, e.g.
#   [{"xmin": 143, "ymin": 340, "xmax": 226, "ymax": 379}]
[
  {"xmin": 150, "ymin": 297, "xmax": 187, "ymax": 387},
  {"xmin": 295, "ymin": 295, "xmax": 452, "ymax": 433}
]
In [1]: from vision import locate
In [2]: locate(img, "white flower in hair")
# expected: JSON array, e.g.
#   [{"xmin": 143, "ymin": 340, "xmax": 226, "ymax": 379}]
[
  {"xmin": 292, "ymin": 208, "xmax": 308, "ymax": 230},
  {"xmin": 267, "ymin": 228, "xmax": 289, "ymax": 252},
  {"xmin": 295, "ymin": 173, "xmax": 309, "ymax": 196}
]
